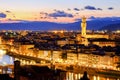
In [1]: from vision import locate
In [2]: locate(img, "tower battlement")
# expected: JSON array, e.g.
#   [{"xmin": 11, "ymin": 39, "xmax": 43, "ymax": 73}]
[{"xmin": 81, "ymin": 16, "xmax": 87, "ymax": 37}]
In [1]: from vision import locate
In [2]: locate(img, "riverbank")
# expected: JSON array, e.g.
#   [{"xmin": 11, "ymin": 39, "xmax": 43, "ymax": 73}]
[{"xmin": 66, "ymin": 65, "xmax": 120, "ymax": 78}]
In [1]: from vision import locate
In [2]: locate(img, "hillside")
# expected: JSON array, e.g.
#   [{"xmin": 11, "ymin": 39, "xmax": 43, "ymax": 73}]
[
  {"xmin": 99, "ymin": 23, "xmax": 120, "ymax": 31},
  {"xmin": 0, "ymin": 17, "xmax": 120, "ymax": 31}
]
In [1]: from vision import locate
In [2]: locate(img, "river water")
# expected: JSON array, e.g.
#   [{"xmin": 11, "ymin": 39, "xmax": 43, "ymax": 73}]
[
  {"xmin": 0, "ymin": 54, "xmax": 13, "ymax": 65},
  {"xmin": 0, "ymin": 54, "xmax": 120, "ymax": 80},
  {"xmin": 66, "ymin": 72, "xmax": 120, "ymax": 80}
]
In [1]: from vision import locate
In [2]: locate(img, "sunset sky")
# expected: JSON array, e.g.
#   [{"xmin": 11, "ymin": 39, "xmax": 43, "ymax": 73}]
[{"xmin": 0, "ymin": 0, "xmax": 120, "ymax": 23}]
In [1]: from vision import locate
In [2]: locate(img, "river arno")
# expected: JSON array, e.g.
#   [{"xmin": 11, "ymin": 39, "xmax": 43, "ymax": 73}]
[
  {"xmin": 0, "ymin": 54, "xmax": 120, "ymax": 80},
  {"xmin": 0, "ymin": 54, "xmax": 13, "ymax": 65},
  {"xmin": 66, "ymin": 72, "xmax": 120, "ymax": 80}
]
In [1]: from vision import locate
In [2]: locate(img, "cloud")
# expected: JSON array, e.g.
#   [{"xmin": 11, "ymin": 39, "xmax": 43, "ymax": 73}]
[
  {"xmin": 54, "ymin": 17, "xmax": 57, "ymax": 19},
  {"xmin": 74, "ymin": 18, "xmax": 81, "ymax": 22},
  {"xmin": 85, "ymin": 5, "xmax": 96, "ymax": 10},
  {"xmin": 84, "ymin": 5, "xmax": 102, "ymax": 10},
  {"xmin": 53, "ymin": 9, "xmax": 57, "ymax": 11},
  {"xmin": 6, "ymin": 11, "xmax": 11, "ymax": 13},
  {"xmin": 40, "ymin": 12, "xmax": 48, "ymax": 16},
  {"xmin": 76, "ymin": 13, "xmax": 79, "ymax": 14},
  {"xmin": 8, "ymin": 18, "xmax": 12, "ymax": 21},
  {"xmin": 74, "ymin": 8, "xmax": 80, "ymax": 11},
  {"xmin": 5, "ymin": 10, "xmax": 16, "ymax": 18},
  {"xmin": 0, "ymin": 13, "xmax": 7, "ymax": 18},
  {"xmin": 39, "ymin": 12, "xmax": 49, "ymax": 19},
  {"xmin": 108, "ymin": 7, "xmax": 114, "ymax": 10},
  {"xmin": 97, "ymin": 8, "xmax": 102, "ymax": 10},
  {"xmin": 49, "ymin": 10, "xmax": 73, "ymax": 18},
  {"xmin": 67, "ymin": 8, "xmax": 71, "ymax": 11}
]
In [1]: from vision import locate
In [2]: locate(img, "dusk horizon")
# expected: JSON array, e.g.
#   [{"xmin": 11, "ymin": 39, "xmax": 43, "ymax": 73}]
[
  {"xmin": 0, "ymin": 0, "xmax": 120, "ymax": 23},
  {"xmin": 0, "ymin": 17, "xmax": 120, "ymax": 31},
  {"xmin": 0, "ymin": 0, "xmax": 120, "ymax": 31}
]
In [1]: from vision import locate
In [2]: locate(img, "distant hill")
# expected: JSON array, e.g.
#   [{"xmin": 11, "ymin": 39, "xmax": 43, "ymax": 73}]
[
  {"xmin": 0, "ymin": 21, "xmax": 80, "ymax": 31},
  {"xmin": 99, "ymin": 23, "xmax": 120, "ymax": 31},
  {"xmin": 0, "ymin": 17, "xmax": 120, "ymax": 31}
]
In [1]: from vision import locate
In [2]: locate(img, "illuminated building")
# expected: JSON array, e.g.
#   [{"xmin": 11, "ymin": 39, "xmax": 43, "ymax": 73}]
[
  {"xmin": 19, "ymin": 44, "xmax": 34, "ymax": 55},
  {"xmin": 81, "ymin": 16, "xmax": 87, "ymax": 37},
  {"xmin": 34, "ymin": 48, "xmax": 120, "ymax": 70},
  {"xmin": 77, "ymin": 17, "xmax": 113, "ymax": 47},
  {"xmin": 89, "ymin": 39, "xmax": 116, "ymax": 47}
]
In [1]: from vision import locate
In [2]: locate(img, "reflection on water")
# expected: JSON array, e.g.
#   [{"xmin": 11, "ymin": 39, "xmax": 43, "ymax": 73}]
[
  {"xmin": 66, "ymin": 72, "xmax": 120, "ymax": 80},
  {"xmin": 0, "ymin": 54, "xmax": 14, "ymax": 65},
  {"xmin": 0, "ymin": 54, "xmax": 120, "ymax": 80}
]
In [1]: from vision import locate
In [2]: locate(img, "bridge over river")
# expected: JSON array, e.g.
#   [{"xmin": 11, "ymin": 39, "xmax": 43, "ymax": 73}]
[{"xmin": 0, "ymin": 44, "xmax": 120, "ymax": 80}]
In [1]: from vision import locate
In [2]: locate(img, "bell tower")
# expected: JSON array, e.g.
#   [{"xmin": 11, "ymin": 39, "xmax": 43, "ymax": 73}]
[{"xmin": 81, "ymin": 16, "xmax": 87, "ymax": 37}]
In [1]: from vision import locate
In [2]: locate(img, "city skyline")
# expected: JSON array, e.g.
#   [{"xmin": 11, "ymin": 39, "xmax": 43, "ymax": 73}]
[{"xmin": 0, "ymin": 0, "xmax": 120, "ymax": 23}]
